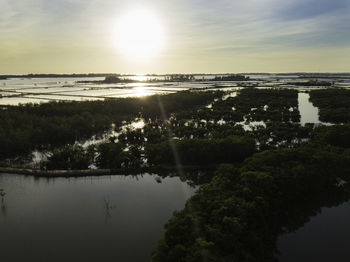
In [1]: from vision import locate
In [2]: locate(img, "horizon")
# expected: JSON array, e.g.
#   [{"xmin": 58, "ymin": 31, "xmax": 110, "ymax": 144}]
[{"xmin": 2, "ymin": 72, "xmax": 350, "ymax": 77}]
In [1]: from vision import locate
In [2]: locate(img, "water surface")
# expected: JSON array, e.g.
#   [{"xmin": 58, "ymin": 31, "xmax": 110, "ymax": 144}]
[
  {"xmin": 298, "ymin": 92, "xmax": 320, "ymax": 125},
  {"xmin": 1, "ymin": 75, "xmax": 348, "ymax": 105},
  {"xmin": 278, "ymin": 201, "xmax": 350, "ymax": 262},
  {"xmin": 0, "ymin": 173, "xmax": 195, "ymax": 262}
]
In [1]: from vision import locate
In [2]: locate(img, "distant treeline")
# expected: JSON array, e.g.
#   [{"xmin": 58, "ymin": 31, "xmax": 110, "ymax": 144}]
[
  {"xmin": 210, "ymin": 74, "xmax": 250, "ymax": 81},
  {"xmin": 1, "ymin": 73, "xmax": 349, "ymax": 80},
  {"xmin": 286, "ymin": 80, "xmax": 332, "ymax": 87},
  {"xmin": 77, "ymin": 75, "xmax": 134, "ymax": 84},
  {"xmin": 0, "ymin": 73, "xmax": 113, "ymax": 79},
  {"xmin": 299, "ymin": 73, "xmax": 350, "ymax": 78}
]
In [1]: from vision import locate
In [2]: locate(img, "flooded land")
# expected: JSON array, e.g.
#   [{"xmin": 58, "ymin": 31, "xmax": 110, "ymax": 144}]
[
  {"xmin": 1, "ymin": 73, "xmax": 349, "ymax": 106},
  {"xmin": 1, "ymin": 73, "xmax": 350, "ymax": 262}
]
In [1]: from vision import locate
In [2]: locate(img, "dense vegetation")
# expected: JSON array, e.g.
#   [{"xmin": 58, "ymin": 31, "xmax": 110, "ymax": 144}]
[
  {"xmin": 196, "ymin": 88, "xmax": 300, "ymax": 123},
  {"xmin": 149, "ymin": 88, "xmax": 350, "ymax": 261},
  {"xmin": 285, "ymin": 80, "xmax": 332, "ymax": 87},
  {"xmin": 146, "ymin": 136, "xmax": 256, "ymax": 166},
  {"xmin": 211, "ymin": 75, "xmax": 250, "ymax": 81},
  {"xmin": 2, "ymin": 87, "xmax": 350, "ymax": 261},
  {"xmin": 310, "ymin": 89, "xmax": 350, "ymax": 123},
  {"xmin": 35, "ymin": 88, "xmax": 304, "ymax": 171},
  {"xmin": 78, "ymin": 75, "xmax": 133, "ymax": 84},
  {"xmin": 0, "ymin": 91, "xmax": 223, "ymax": 159},
  {"xmin": 151, "ymin": 143, "xmax": 350, "ymax": 262}
]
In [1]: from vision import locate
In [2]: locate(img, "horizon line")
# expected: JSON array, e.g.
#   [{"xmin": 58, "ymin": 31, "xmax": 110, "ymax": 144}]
[{"xmin": 1, "ymin": 72, "xmax": 350, "ymax": 77}]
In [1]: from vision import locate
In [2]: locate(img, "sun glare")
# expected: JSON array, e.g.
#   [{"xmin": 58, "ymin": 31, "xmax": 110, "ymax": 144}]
[
  {"xmin": 115, "ymin": 9, "xmax": 164, "ymax": 60},
  {"xmin": 134, "ymin": 86, "xmax": 148, "ymax": 97}
]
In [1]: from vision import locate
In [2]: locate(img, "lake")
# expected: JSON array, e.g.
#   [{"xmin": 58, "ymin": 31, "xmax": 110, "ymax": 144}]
[{"xmin": 0, "ymin": 173, "xmax": 195, "ymax": 262}]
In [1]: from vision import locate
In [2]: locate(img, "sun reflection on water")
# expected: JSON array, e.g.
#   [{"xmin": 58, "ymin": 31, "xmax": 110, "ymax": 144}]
[
  {"xmin": 128, "ymin": 75, "xmax": 149, "ymax": 82},
  {"xmin": 133, "ymin": 86, "xmax": 148, "ymax": 97},
  {"xmin": 131, "ymin": 119, "xmax": 145, "ymax": 129}
]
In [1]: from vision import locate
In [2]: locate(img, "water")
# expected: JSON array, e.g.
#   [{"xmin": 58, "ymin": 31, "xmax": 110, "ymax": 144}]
[
  {"xmin": 0, "ymin": 173, "xmax": 195, "ymax": 262},
  {"xmin": 298, "ymin": 92, "xmax": 334, "ymax": 126},
  {"xmin": 298, "ymin": 92, "xmax": 320, "ymax": 125},
  {"xmin": 0, "ymin": 77, "xmax": 206, "ymax": 105},
  {"xmin": 278, "ymin": 201, "xmax": 350, "ymax": 262},
  {"xmin": 1, "ymin": 75, "xmax": 349, "ymax": 106}
]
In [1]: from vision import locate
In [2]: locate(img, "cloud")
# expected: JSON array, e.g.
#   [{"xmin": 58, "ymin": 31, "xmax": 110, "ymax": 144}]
[
  {"xmin": 276, "ymin": 0, "xmax": 350, "ymax": 20},
  {"xmin": 0, "ymin": 0, "xmax": 349, "ymax": 73},
  {"xmin": 163, "ymin": 0, "xmax": 350, "ymax": 54}
]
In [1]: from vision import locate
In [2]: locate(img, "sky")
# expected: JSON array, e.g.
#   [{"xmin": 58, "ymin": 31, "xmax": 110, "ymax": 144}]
[{"xmin": 0, "ymin": 0, "xmax": 349, "ymax": 74}]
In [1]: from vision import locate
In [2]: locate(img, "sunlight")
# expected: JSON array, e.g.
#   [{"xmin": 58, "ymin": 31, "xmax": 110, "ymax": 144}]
[
  {"xmin": 129, "ymin": 75, "xmax": 149, "ymax": 82},
  {"xmin": 133, "ymin": 86, "xmax": 148, "ymax": 97},
  {"xmin": 131, "ymin": 119, "xmax": 145, "ymax": 129},
  {"xmin": 114, "ymin": 9, "xmax": 164, "ymax": 60}
]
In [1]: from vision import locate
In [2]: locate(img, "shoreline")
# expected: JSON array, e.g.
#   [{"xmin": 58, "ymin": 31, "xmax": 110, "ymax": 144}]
[{"xmin": 0, "ymin": 165, "xmax": 217, "ymax": 177}]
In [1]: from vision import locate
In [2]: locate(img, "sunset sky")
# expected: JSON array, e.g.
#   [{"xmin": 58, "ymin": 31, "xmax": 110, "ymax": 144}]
[{"xmin": 1, "ymin": 0, "xmax": 350, "ymax": 74}]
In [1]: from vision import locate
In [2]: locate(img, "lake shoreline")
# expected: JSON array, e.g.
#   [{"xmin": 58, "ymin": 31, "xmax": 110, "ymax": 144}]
[{"xmin": 0, "ymin": 165, "xmax": 217, "ymax": 177}]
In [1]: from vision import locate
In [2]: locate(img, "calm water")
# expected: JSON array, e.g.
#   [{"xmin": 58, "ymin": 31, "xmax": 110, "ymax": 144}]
[
  {"xmin": 298, "ymin": 92, "xmax": 320, "ymax": 125},
  {"xmin": 278, "ymin": 201, "xmax": 350, "ymax": 262},
  {"xmin": 1, "ymin": 75, "xmax": 349, "ymax": 106},
  {"xmin": 1, "ymin": 74, "xmax": 339, "ymax": 106},
  {"xmin": 0, "ymin": 173, "xmax": 195, "ymax": 262}
]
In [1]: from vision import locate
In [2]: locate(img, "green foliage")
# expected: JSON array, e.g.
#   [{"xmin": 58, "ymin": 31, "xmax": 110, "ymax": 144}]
[
  {"xmin": 146, "ymin": 136, "xmax": 256, "ymax": 166},
  {"xmin": 3, "ymin": 87, "xmax": 350, "ymax": 261},
  {"xmin": 45, "ymin": 145, "xmax": 94, "ymax": 170},
  {"xmin": 123, "ymin": 129, "xmax": 145, "ymax": 145},
  {"xmin": 310, "ymin": 89, "xmax": 350, "ymax": 123},
  {"xmin": 211, "ymin": 75, "xmax": 250, "ymax": 81},
  {"xmin": 95, "ymin": 142, "xmax": 142, "ymax": 169},
  {"xmin": 0, "ymin": 90, "xmax": 223, "ymax": 160},
  {"xmin": 195, "ymin": 88, "xmax": 300, "ymax": 123},
  {"xmin": 248, "ymin": 122, "xmax": 313, "ymax": 150},
  {"xmin": 152, "ymin": 146, "xmax": 350, "ymax": 262},
  {"xmin": 103, "ymin": 75, "xmax": 122, "ymax": 83},
  {"xmin": 96, "ymin": 142, "xmax": 127, "ymax": 169},
  {"xmin": 287, "ymin": 80, "xmax": 332, "ymax": 87},
  {"xmin": 314, "ymin": 124, "xmax": 350, "ymax": 148}
]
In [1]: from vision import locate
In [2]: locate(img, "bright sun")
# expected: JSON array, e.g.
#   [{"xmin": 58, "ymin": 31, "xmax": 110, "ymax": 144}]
[{"xmin": 115, "ymin": 9, "xmax": 164, "ymax": 60}]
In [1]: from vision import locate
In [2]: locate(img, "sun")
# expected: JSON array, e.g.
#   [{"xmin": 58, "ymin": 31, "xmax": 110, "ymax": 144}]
[{"xmin": 114, "ymin": 9, "xmax": 164, "ymax": 60}]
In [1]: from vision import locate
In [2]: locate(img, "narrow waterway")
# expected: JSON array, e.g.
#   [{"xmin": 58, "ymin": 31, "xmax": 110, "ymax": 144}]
[{"xmin": 298, "ymin": 92, "xmax": 321, "ymax": 125}]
